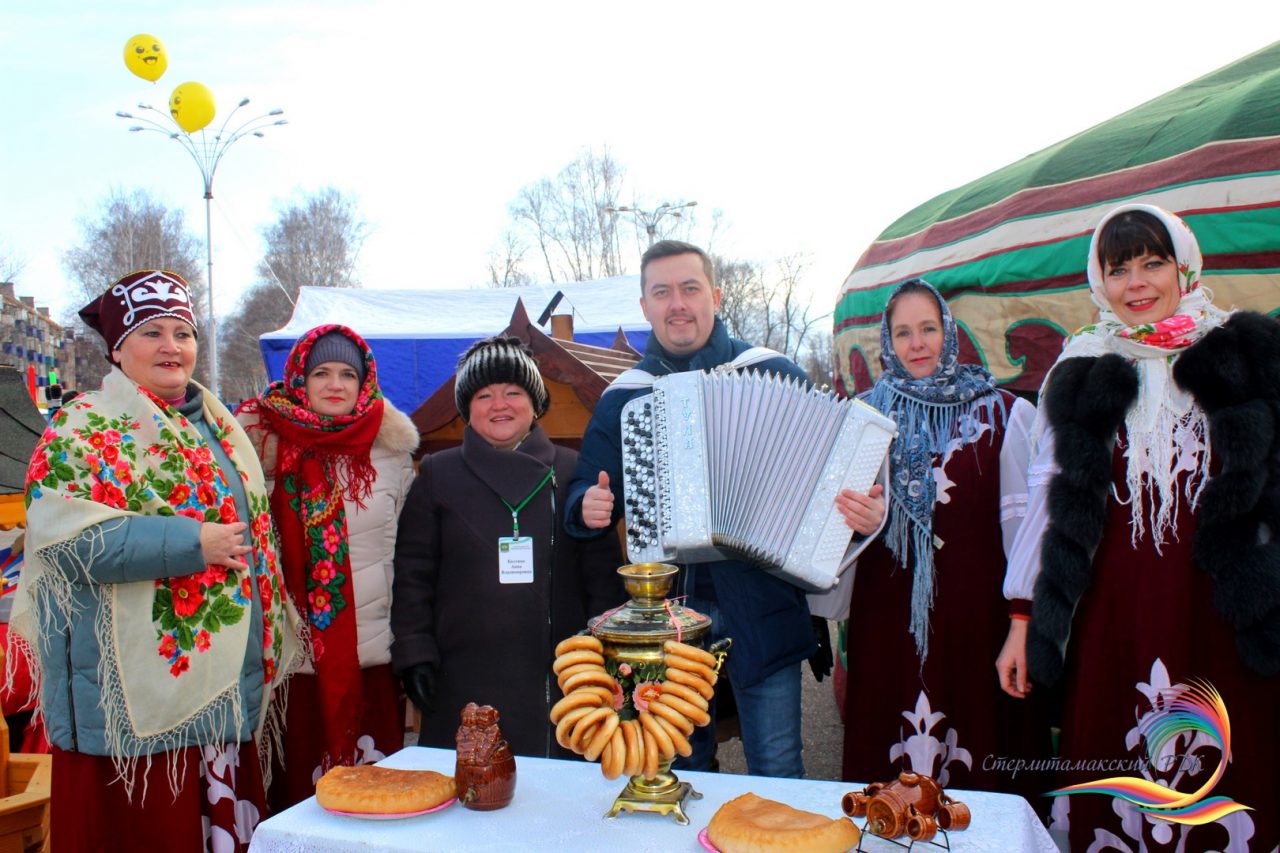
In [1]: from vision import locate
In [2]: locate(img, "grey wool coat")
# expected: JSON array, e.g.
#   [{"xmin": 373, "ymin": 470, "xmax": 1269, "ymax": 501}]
[{"xmin": 390, "ymin": 424, "xmax": 625, "ymax": 758}]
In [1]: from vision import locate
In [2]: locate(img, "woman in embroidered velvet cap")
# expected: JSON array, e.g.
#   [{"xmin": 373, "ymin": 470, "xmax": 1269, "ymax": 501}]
[
  {"xmin": 998, "ymin": 204, "xmax": 1280, "ymax": 851},
  {"xmin": 13, "ymin": 270, "xmax": 303, "ymax": 852},
  {"xmin": 837, "ymin": 279, "xmax": 1049, "ymax": 800},
  {"xmin": 236, "ymin": 324, "xmax": 418, "ymax": 811},
  {"xmin": 391, "ymin": 335, "xmax": 624, "ymax": 757}
]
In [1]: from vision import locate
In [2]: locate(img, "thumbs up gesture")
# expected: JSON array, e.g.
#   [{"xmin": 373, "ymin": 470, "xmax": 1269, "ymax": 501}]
[{"xmin": 582, "ymin": 471, "xmax": 615, "ymax": 529}]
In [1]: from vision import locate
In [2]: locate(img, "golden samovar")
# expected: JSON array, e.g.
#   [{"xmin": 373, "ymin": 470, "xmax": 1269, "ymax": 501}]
[{"xmin": 588, "ymin": 563, "xmax": 729, "ymax": 825}]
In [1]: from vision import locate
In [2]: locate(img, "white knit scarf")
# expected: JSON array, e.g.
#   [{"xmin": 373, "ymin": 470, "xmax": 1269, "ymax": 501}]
[{"xmin": 1035, "ymin": 204, "xmax": 1231, "ymax": 550}]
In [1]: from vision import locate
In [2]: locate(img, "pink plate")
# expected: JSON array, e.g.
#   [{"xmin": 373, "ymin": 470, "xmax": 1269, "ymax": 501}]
[
  {"xmin": 697, "ymin": 827, "xmax": 720, "ymax": 852},
  {"xmin": 323, "ymin": 796, "xmax": 457, "ymax": 820}
]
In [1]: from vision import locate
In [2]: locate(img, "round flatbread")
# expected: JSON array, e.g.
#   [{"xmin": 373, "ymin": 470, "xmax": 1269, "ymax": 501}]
[
  {"xmin": 315, "ymin": 765, "xmax": 457, "ymax": 815},
  {"xmin": 706, "ymin": 793, "xmax": 861, "ymax": 853}
]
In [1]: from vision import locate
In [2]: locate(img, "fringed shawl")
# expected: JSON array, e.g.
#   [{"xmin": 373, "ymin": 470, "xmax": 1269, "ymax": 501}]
[
  {"xmin": 9, "ymin": 368, "xmax": 303, "ymax": 798},
  {"xmin": 1035, "ymin": 204, "xmax": 1231, "ymax": 550},
  {"xmin": 864, "ymin": 279, "xmax": 1003, "ymax": 663}
]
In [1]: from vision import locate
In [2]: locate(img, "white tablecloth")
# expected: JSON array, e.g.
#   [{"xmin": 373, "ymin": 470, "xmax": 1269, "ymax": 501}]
[{"xmin": 248, "ymin": 747, "xmax": 1056, "ymax": 852}]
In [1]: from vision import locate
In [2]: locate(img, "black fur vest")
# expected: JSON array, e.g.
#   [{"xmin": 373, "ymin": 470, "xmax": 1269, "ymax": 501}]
[{"xmin": 1028, "ymin": 311, "xmax": 1280, "ymax": 684}]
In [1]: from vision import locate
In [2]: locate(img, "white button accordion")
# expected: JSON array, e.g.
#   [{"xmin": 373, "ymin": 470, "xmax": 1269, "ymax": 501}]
[{"xmin": 620, "ymin": 369, "xmax": 896, "ymax": 592}]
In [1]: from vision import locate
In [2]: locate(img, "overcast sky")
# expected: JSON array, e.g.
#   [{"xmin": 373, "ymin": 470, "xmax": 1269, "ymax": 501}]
[{"xmin": 1, "ymin": 1, "xmax": 1272, "ymax": 325}]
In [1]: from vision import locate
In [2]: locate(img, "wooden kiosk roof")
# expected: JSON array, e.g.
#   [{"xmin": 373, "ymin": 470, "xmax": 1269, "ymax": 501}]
[
  {"xmin": 411, "ymin": 300, "xmax": 642, "ymax": 455},
  {"xmin": 0, "ymin": 366, "xmax": 46, "ymax": 530}
]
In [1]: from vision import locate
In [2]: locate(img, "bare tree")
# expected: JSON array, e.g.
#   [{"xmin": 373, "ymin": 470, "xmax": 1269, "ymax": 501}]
[
  {"xmin": 486, "ymin": 229, "xmax": 532, "ymax": 288},
  {"xmin": 713, "ymin": 255, "xmax": 767, "ymax": 344},
  {"xmin": 61, "ymin": 188, "xmax": 206, "ymax": 389},
  {"xmin": 713, "ymin": 252, "xmax": 828, "ymax": 364},
  {"xmin": 757, "ymin": 254, "xmax": 826, "ymax": 359},
  {"xmin": 801, "ymin": 331, "xmax": 836, "ymax": 389},
  {"xmin": 508, "ymin": 148, "xmax": 626, "ymax": 283},
  {"xmin": 218, "ymin": 187, "xmax": 368, "ymax": 402},
  {"xmin": 0, "ymin": 243, "xmax": 25, "ymax": 283}
]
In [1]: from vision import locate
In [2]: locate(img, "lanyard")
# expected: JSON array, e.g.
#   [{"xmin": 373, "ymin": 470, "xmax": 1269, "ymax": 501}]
[{"xmin": 499, "ymin": 468, "xmax": 554, "ymax": 538}]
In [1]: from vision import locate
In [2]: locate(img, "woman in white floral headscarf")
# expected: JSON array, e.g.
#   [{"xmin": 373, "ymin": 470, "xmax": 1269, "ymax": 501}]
[
  {"xmin": 11, "ymin": 270, "xmax": 302, "ymax": 852},
  {"xmin": 998, "ymin": 204, "xmax": 1280, "ymax": 851}
]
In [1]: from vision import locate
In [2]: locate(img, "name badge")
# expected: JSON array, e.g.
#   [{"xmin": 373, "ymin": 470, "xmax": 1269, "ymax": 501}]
[{"xmin": 498, "ymin": 536, "xmax": 535, "ymax": 584}]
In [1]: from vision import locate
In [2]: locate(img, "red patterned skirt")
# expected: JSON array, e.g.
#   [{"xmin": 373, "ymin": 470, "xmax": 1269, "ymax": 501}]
[
  {"xmin": 52, "ymin": 740, "xmax": 265, "ymax": 853},
  {"xmin": 267, "ymin": 663, "xmax": 405, "ymax": 813}
]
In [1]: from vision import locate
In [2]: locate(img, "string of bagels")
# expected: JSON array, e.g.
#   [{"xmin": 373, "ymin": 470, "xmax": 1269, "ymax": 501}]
[{"xmin": 549, "ymin": 634, "xmax": 719, "ymax": 780}]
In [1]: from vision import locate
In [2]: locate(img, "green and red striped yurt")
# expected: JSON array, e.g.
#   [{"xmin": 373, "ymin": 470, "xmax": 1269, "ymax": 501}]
[{"xmin": 834, "ymin": 41, "xmax": 1280, "ymax": 397}]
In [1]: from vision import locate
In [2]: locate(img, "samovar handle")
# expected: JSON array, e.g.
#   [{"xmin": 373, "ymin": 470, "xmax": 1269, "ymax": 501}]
[{"xmin": 709, "ymin": 638, "xmax": 732, "ymax": 675}]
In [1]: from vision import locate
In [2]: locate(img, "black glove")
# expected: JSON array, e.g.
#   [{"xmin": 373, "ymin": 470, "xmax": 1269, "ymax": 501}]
[
  {"xmin": 402, "ymin": 663, "xmax": 437, "ymax": 715},
  {"xmin": 808, "ymin": 616, "xmax": 833, "ymax": 682}
]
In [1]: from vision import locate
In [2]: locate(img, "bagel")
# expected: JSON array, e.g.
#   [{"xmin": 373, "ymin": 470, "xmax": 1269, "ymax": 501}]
[
  {"xmin": 665, "ymin": 666, "xmax": 715, "ymax": 700},
  {"xmin": 648, "ymin": 696, "xmax": 695, "ymax": 736},
  {"xmin": 601, "ymin": 727, "xmax": 626, "ymax": 780},
  {"xmin": 556, "ymin": 662, "xmax": 606, "ymax": 692},
  {"xmin": 665, "ymin": 653, "xmax": 718, "ymax": 684},
  {"xmin": 552, "ymin": 648, "xmax": 605, "ymax": 674},
  {"xmin": 651, "ymin": 709, "xmax": 694, "ymax": 758},
  {"xmin": 555, "ymin": 705, "xmax": 598, "ymax": 749},
  {"xmin": 641, "ymin": 727, "xmax": 660, "ymax": 779},
  {"xmin": 571, "ymin": 706, "xmax": 612, "ymax": 753},
  {"xmin": 562, "ymin": 668, "xmax": 617, "ymax": 694},
  {"xmin": 657, "ymin": 691, "xmax": 711, "ymax": 727},
  {"xmin": 555, "ymin": 634, "xmax": 603, "ymax": 657},
  {"xmin": 659, "ymin": 679, "xmax": 709, "ymax": 711},
  {"xmin": 621, "ymin": 719, "xmax": 643, "ymax": 778},
  {"xmin": 639, "ymin": 711, "xmax": 676, "ymax": 762},
  {"xmin": 571, "ymin": 684, "xmax": 615, "ymax": 706},
  {"xmin": 584, "ymin": 710, "xmax": 620, "ymax": 762},
  {"xmin": 663, "ymin": 639, "xmax": 716, "ymax": 668},
  {"xmin": 550, "ymin": 689, "xmax": 602, "ymax": 724}
]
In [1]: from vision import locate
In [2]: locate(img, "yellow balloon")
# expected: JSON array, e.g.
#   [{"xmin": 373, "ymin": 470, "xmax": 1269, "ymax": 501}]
[
  {"xmin": 123, "ymin": 33, "xmax": 167, "ymax": 82},
  {"xmin": 169, "ymin": 82, "xmax": 216, "ymax": 134}
]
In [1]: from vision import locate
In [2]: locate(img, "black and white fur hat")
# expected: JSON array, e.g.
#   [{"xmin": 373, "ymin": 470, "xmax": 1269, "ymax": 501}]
[{"xmin": 454, "ymin": 335, "xmax": 550, "ymax": 422}]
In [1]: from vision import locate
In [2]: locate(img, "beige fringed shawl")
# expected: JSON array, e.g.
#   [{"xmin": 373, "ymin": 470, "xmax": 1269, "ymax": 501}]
[{"xmin": 10, "ymin": 368, "xmax": 303, "ymax": 796}]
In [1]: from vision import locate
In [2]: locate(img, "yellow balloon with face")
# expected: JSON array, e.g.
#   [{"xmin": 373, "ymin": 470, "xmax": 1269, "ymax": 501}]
[
  {"xmin": 123, "ymin": 33, "xmax": 168, "ymax": 82},
  {"xmin": 169, "ymin": 82, "xmax": 216, "ymax": 134}
]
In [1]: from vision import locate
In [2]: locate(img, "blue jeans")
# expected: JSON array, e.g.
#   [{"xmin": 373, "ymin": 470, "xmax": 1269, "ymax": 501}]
[{"xmin": 673, "ymin": 600, "xmax": 805, "ymax": 778}]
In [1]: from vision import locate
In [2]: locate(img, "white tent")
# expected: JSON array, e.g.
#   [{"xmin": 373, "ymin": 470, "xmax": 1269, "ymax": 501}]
[{"xmin": 259, "ymin": 276, "xmax": 650, "ymax": 413}]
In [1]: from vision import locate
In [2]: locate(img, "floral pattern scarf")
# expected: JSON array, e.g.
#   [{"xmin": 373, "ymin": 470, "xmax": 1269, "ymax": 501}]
[
  {"xmin": 1044, "ymin": 203, "xmax": 1230, "ymax": 548},
  {"xmin": 863, "ymin": 279, "xmax": 1002, "ymax": 663},
  {"xmin": 11, "ymin": 368, "xmax": 301, "ymax": 795},
  {"xmin": 237, "ymin": 324, "xmax": 383, "ymax": 771}
]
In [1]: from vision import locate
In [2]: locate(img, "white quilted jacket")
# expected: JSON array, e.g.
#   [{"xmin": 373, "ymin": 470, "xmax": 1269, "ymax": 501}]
[{"xmin": 238, "ymin": 400, "xmax": 419, "ymax": 669}]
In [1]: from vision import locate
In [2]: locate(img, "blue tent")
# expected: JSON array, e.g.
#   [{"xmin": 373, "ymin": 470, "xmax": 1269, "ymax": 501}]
[{"xmin": 259, "ymin": 276, "xmax": 651, "ymax": 414}]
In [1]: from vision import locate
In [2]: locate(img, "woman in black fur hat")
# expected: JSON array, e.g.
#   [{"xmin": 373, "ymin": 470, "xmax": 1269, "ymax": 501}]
[
  {"xmin": 390, "ymin": 336, "xmax": 624, "ymax": 757},
  {"xmin": 996, "ymin": 204, "xmax": 1280, "ymax": 851}
]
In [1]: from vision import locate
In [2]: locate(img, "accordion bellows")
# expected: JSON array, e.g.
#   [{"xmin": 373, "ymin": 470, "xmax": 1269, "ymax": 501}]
[{"xmin": 621, "ymin": 370, "xmax": 896, "ymax": 592}]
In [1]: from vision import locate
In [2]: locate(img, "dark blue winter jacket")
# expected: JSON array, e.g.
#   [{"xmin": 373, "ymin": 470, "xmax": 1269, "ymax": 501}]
[{"xmin": 564, "ymin": 318, "xmax": 816, "ymax": 688}]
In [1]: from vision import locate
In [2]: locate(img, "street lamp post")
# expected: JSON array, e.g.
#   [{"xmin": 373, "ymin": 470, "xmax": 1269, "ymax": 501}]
[
  {"xmin": 605, "ymin": 201, "xmax": 698, "ymax": 247},
  {"xmin": 116, "ymin": 98, "xmax": 286, "ymax": 397}
]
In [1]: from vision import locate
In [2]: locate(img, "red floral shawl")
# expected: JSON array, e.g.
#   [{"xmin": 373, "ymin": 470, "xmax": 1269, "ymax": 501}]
[{"xmin": 238, "ymin": 324, "xmax": 384, "ymax": 770}]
